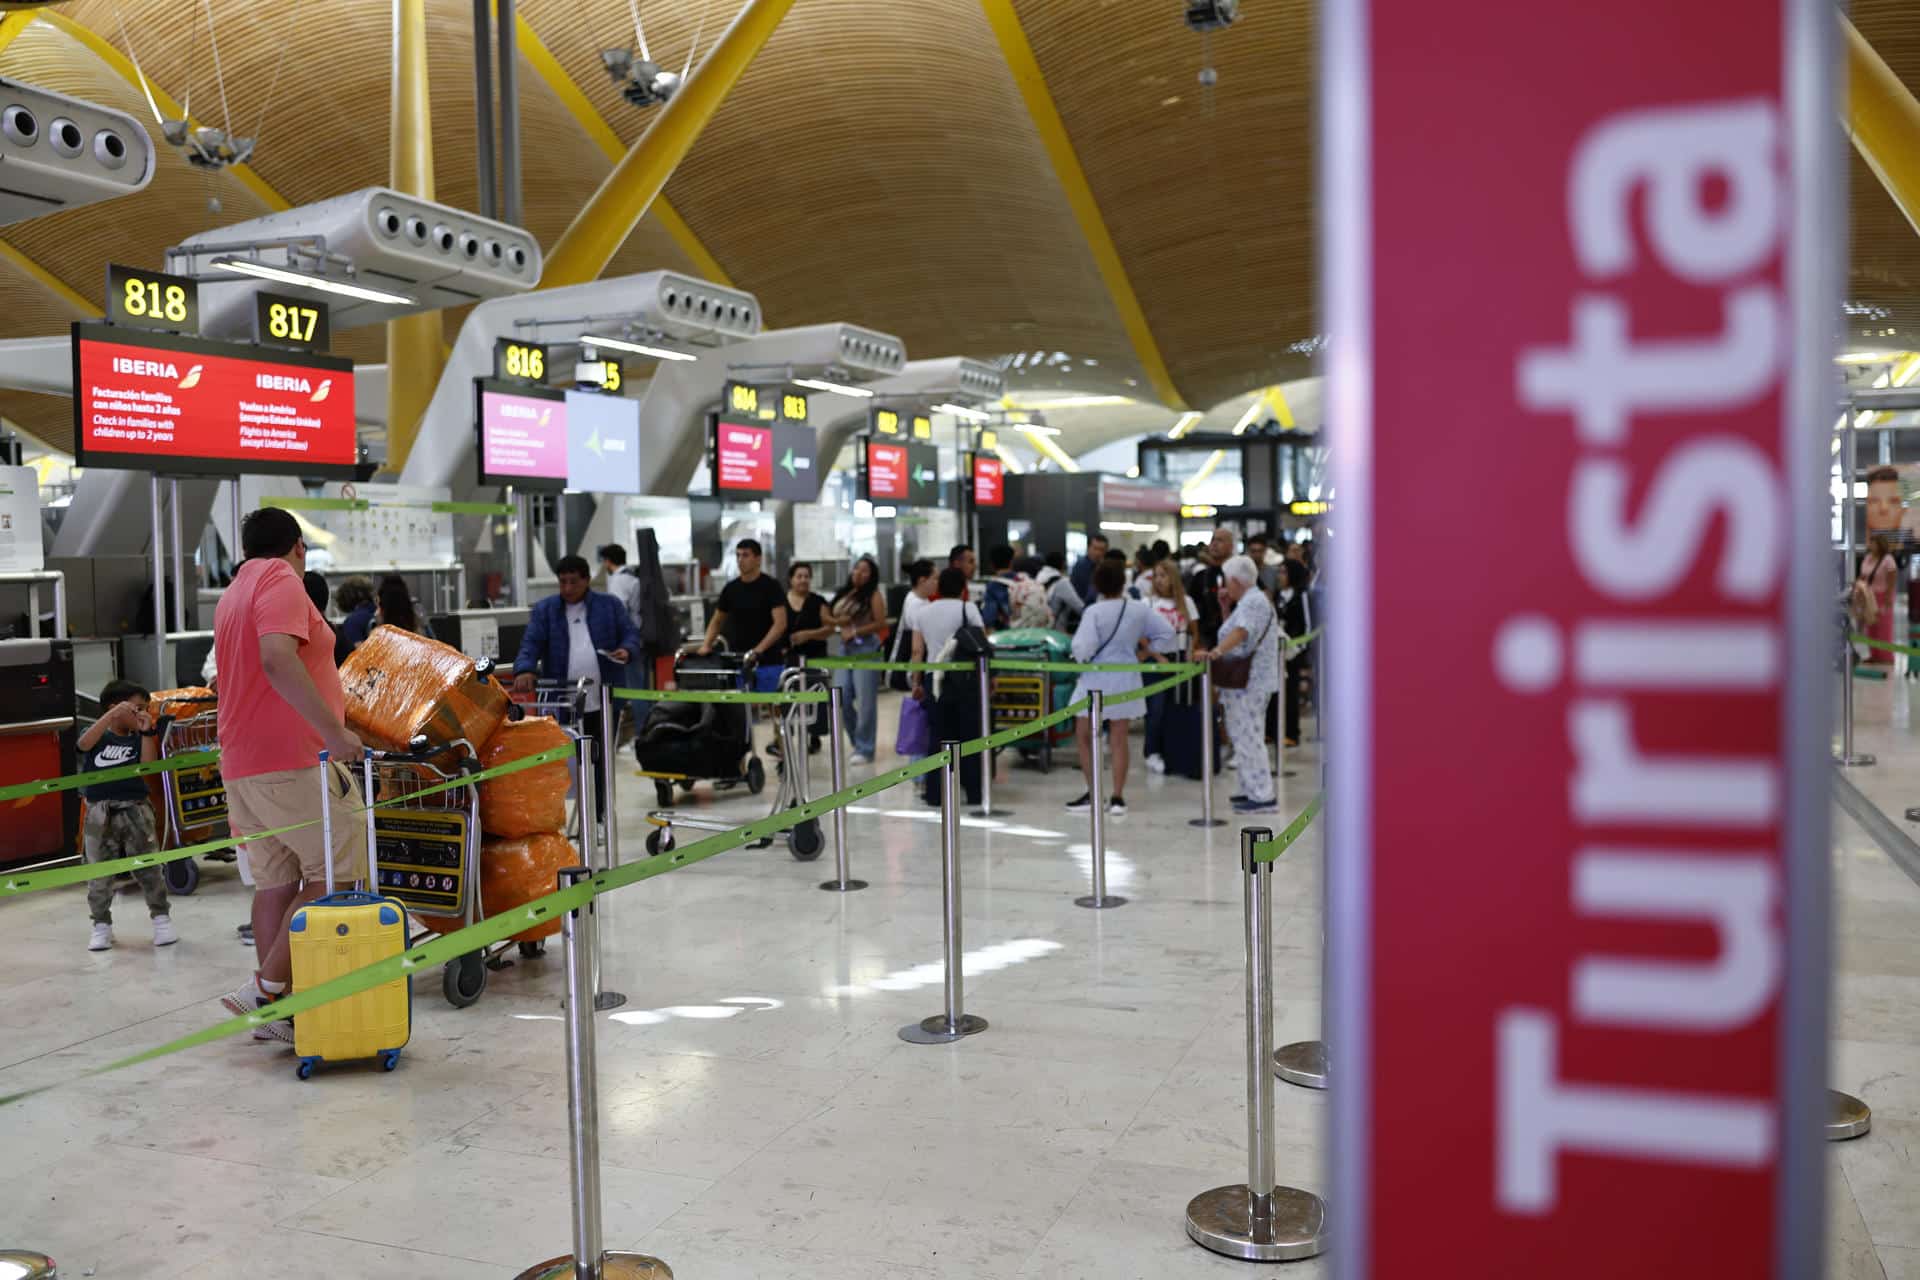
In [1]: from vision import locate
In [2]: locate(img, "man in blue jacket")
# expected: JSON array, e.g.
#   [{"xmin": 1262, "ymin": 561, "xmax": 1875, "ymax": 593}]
[{"xmin": 512, "ymin": 555, "xmax": 641, "ymax": 821}]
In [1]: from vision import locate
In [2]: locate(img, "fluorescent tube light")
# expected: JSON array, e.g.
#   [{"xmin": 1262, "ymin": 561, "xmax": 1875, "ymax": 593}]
[
  {"xmin": 580, "ymin": 333, "xmax": 697, "ymax": 362},
  {"xmin": 1167, "ymin": 411, "xmax": 1203, "ymax": 439},
  {"xmin": 210, "ymin": 258, "xmax": 413, "ymax": 305},
  {"xmin": 934, "ymin": 402, "xmax": 991, "ymax": 421},
  {"xmin": 793, "ymin": 377, "xmax": 875, "ymax": 398}
]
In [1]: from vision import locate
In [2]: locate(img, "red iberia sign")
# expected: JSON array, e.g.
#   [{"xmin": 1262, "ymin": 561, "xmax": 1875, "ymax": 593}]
[{"xmin": 1325, "ymin": 2, "xmax": 1830, "ymax": 1276}]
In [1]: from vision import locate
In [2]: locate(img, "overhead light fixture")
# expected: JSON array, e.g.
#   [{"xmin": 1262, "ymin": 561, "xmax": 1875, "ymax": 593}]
[
  {"xmin": 580, "ymin": 333, "xmax": 697, "ymax": 362},
  {"xmin": 210, "ymin": 258, "xmax": 414, "ymax": 306},
  {"xmin": 1004, "ymin": 394, "xmax": 1135, "ymax": 410},
  {"xmin": 1025, "ymin": 429, "xmax": 1080, "ymax": 473},
  {"xmin": 793, "ymin": 377, "xmax": 875, "ymax": 399},
  {"xmin": 1167, "ymin": 411, "xmax": 1203, "ymax": 439},
  {"xmin": 1100, "ymin": 519, "xmax": 1160, "ymax": 532},
  {"xmin": 1230, "ymin": 398, "xmax": 1265, "ymax": 436},
  {"xmin": 934, "ymin": 402, "xmax": 991, "ymax": 422}
]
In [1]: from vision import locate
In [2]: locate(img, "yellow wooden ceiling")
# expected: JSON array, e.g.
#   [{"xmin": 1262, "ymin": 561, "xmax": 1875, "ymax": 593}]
[{"xmin": 0, "ymin": 0, "xmax": 1916, "ymax": 458}]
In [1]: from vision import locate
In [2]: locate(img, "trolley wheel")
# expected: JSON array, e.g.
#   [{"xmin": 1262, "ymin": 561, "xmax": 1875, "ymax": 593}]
[
  {"xmin": 746, "ymin": 757, "xmax": 767, "ymax": 795},
  {"xmin": 443, "ymin": 952, "xmax": 487, "ymax": 1007},
  {"xmin": 646, "ymin": 828, "xmax": 675, "ymax": 856},
  {"xmin": 381, "ymin": 1050, "xmax": 401, "ymax": 1072},
  {"xmin": 654, "ymin": 781, "xmax": 676, "ymax": 808},
  {"xmin": 296, "ymin": 1059, "xmax": 315, "ymax": 1081},
  {"xmin": 164, "ymin": 857, "xmax": 200, "ymax": 896},
  {"xmin": 788, "ymin": 819, "xmax": 824, "ymax": 861},
  {"xmin": 517, "ymin": 940, "xmax": 545, "ymax": 959},
  {"xmin": 677, "ymin": 778, "xmax": 696, "ymax": 792}
]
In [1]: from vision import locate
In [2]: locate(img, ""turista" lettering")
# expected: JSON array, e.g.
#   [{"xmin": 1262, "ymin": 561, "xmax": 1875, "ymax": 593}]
[{"xmin": 1495, "ymin": 97, "xmax": 1785, "ymax": 1215}]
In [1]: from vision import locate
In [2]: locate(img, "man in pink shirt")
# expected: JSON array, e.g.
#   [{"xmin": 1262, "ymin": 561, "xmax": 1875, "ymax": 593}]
[{"xmin": 213, "ymin": 507, "xmax": 364, "ymax": 1042}]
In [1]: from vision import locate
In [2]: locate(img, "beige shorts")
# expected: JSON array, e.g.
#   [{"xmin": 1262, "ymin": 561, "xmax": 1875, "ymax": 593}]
[{"xmin": 225, "ymin": 761, "xmax": 368, "ymax": 890}]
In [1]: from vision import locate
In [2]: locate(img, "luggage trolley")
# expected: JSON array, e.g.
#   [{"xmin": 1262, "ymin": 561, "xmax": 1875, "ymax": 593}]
[
  {"xmin": 358, "ymin": 738, "xmax": 497, "ymax": 1008},
  {"xmin": 153, "ymin": 696, "xmax": 232, "ymax": 895},
  {"xmin": 642, "ymin": 662, "xmax": 825, "ymax": 861},
  {"xmin": 634, "ymin": 644, "xmax": 767, "ymax": 811}
]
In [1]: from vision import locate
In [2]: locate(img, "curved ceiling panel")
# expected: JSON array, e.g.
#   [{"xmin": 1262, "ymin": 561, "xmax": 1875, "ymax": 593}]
[
  {"xmin": 1851, "ymin": 1, "xmax": 1920, "ymax": 351},
  {"xmin": 1012, "ymin": 0, "xmax": 1314, "ymax": 411},
  {"xmin": 0, "ymin": 16, "xmax": 274, "ymax": 320},
  {"xmin": 523, "ymin": 0, "xmax": 1146, "ymax": 390}
]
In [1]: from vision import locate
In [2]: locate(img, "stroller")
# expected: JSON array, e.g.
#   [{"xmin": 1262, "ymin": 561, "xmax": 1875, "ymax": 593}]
[
  {"xmin": 633, "ymin": 644, "xmax": 766, "ymax": 810},
  {"xmin": 638, "ymin": 655, "xmax": 827, "ymax": 862}
]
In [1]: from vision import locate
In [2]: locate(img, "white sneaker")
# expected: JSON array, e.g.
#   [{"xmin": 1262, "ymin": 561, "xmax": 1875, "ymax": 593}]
[
  {"xmin": 849, "ymin": 752, "xmax": 873, "ymax": 766},
  {"xmin": 1146, "ymin": 754, "xmax": 1167, "ymax": 775},
  {"xmin": 1107, "ymin": 796, "xmax": 1128, "ymax": 818},
  {"xmin": 252, "ymin": 1020, "xmax": 294, "ymax": 1044},
  {"xmin": 88, "ymin": 922, "xmax": 113, "ymax": 951},
  {"xmin": 151, "ymin": 915, "xmax": 178, "ymax": 947},
  {"xmin": 220, "ymin": 978, "xmax": 269, "ymax": 1018}
]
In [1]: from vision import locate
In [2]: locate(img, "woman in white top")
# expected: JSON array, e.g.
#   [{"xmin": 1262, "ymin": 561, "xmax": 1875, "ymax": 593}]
[
  {"xmin": 1193, "ymin": 554, "xmax": 1281, "ymax": 814},
  {"xmin": 1142, "ymin": 558, "xmax": 1199, "ymax": 774},
  {"xmin": 1066, "ymin": 560, "xmax": 1174, "ymax": 817},
  {"xmin": 912, "ymin": 566, "xmax": 987, "ymax": 806}
]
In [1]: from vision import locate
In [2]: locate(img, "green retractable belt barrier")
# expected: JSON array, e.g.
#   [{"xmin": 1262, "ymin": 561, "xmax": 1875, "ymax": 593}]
[{"xmin": 0, "ymin": 647, "xmax": 1316, "ymax": 1106}]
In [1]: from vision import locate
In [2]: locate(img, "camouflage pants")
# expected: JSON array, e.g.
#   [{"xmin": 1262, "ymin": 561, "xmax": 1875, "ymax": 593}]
[{"xmin": 85, "ymin": 800, "xmax": 167, "ymax": 924}]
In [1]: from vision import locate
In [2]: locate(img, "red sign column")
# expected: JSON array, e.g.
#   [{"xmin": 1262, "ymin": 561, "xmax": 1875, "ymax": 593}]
[{"xmin": 1324, "ymin": 2, "xmax": 1833, "ymax": 1276}]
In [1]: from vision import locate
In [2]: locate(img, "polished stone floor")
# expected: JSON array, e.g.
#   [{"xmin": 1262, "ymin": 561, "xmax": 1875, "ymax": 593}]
[{"xmin": 0, "ymin": 691, "xmax": 1915, "ymax": 1277}]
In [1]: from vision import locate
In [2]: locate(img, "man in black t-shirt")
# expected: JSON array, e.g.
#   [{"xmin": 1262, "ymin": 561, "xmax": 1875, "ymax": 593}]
[
  {"xmin": 1187, "ymin": 526, "xmax": 1235, "ymax": 648},
  {"xmin": 699, "ymin": 538, "xmax": 789, "ymax": 668}
]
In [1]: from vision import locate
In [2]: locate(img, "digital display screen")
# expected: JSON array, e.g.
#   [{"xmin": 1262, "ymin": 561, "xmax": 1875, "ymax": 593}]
[
  {"xmin": 475, "ymin": 379, "xmax": 568, "ymax": 490},
  {"xmin": 564, "ymin": 390, "xmax": 641, "ymax": 494},
  {"xmin": 864, "ymin": 439, "xmax": 909, "ymax": 502},
  {"xmin": 71, "ymin": 322, "xmax": 357, "ymax": 479},
  {"xmin": 713, "ymin": 418, "xmax": 774, "ymax": 496},
  {"xmin": 770, "ymin": 420, "xmax": 818, "ymax": 502},
  {"xmin": 905, "ymin": 441, "xmax": 940, "ymax": 507},
  {"xmin": 973, "ymin": 454, "xmax": 1005, "ymax": 507}
]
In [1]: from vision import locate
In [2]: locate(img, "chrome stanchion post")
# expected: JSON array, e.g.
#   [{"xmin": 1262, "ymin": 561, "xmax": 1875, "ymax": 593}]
[
  {"xmin": 1076, "ymin": 689, "xmax": 1125, "ymax": 908},
  {"xmin": 168, "ymin": 477, "xmax": 186, "ymax": 636},
  {"xmin": 515, "ymin": 869, "xmax": 672, "ymax": 1280},
  {"xmin": 900, "ymin": 742, "xmax": 987, "ymax": 1044},
  {"xmin": 1190, "ymin": 665, "xmax": 1227, "ymax": 828},
  {"xmin": 971, "ymin": 654, "xmax": 1009, "ymax": 816},
  {"xmin": 1828, "ymin": 1088, "xmax": 1872, "ymax": 1141},
  {"xmin": 1837, "ymin": 410, "xmax": 1876, "ymax": 767},
  {"xmin": 598, "ymin": 683, "xmax": 620, "ymax": 867},
  {"xmin": 576, "ymin": 728, "xmax": 625, "ymax": 1012},
  {"xmin": 820, "ymin": 683, "xmax": 867, "ymax": 892},
  {"xmin": 1185, "ymin": 827, "xmax": 1326, "ymax": 1261}
]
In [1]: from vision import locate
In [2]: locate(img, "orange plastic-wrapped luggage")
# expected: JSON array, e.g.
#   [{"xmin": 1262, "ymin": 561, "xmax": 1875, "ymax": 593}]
[
  {"xmin": 477, "ymin": 716, "xmax": 571, "ymax": 838},
  {"xmin": 414, "ymin": 831, "xmax": 575, "ymax": 942},
  {"xmin": 339, "ymin": 627, "xmax": 509, "ymax": 754}
]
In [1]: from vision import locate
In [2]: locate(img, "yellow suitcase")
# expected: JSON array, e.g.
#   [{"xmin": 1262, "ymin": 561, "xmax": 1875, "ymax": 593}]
[{"xmin": 289, "ymin": 754, "xmax": 411, "ymax": 1079}]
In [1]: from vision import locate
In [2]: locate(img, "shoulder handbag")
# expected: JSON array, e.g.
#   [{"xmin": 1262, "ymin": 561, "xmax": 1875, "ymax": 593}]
[
  {"xmin": 1211, "ymin": 604, "xmax": 1273, "ymax": 691},
  {"xmin": 1083, "ymin": 601, "xmax": 1130, "ymax": 666}
]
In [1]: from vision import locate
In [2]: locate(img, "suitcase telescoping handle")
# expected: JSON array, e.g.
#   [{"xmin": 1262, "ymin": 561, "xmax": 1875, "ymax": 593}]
[{"xmin": 318, "ymin": 749, "xmax": 334, "ymax": 895}]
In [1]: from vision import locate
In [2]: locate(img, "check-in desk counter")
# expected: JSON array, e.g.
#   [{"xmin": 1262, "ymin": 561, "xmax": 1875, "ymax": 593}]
[
  {"xmin": 121, "ymin": 630, "xmax": 216, "ymax": 692},
  {"xmin": 0, "ymin": 638, "xmax": 77, "ymax": 870}
]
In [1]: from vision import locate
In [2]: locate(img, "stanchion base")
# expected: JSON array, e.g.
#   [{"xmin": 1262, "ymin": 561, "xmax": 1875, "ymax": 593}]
[
  {"xmin": 970, "ymin": 806, "xmax": 1014, "ymax": 818},
  {"xmin": 1273, "ymin": 1039, "xmax": 1328, "ymax": 1090},
  {"xmin": 594, "ymin": 991, "xmax": 629, "ymax": 1011},
  {"xmin": 1834, "ymin": 752, "xmax": 1878, "ymax": 768},
  {"xmin": 1904, "ymin": 806, "xmax": 1920, "ymax": 824},
  {"xmin": 1074, "ymin": 894, "xmax": 1128, "ymax": 909},
  {"xmin": 819, "ymin": 878, "xmax": 870, "ymax": 892},
  {"xmin": 1184, "ymin": 1184, "xmax": 1327, "ymax": 1262},
  {"xmin": 515, "ymin": 1250, "xmax": 673, "ymax": 1279},
  {"xmin": 1189, "ymin": 818, "xmax": 1229, "ymax": 829},
  {"xmin": 1828, "ymin": 1089, "xmax": 1872, "ymax": 1141},
  {"xmin": 899, "ymin": 1013, "xmax": 989, "ymax": 1044}
]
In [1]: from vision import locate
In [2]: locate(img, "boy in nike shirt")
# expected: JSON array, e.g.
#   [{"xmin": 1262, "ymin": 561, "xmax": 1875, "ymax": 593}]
[{"xmin": 80, "ymin": 680, "xmax": 174, "ymax": 951}]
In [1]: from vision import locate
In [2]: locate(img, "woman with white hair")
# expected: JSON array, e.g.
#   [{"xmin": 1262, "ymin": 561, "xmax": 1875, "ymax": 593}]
[{"xmin": 1193, "ymin": 553, "xmax": 1280, "ymax": 814}]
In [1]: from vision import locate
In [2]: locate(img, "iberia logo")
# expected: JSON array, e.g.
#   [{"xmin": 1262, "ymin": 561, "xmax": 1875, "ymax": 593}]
[
  {"xmin": 311, "ymin": 379, "xmax": 332, "ymax": 403},
  {"xmin": 177, "ymin": 364, "xmax": 203, "ymax": 389},
  {"xmin": 538, "ymin": 406, "xmax": 551, "ymax": 426}
]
